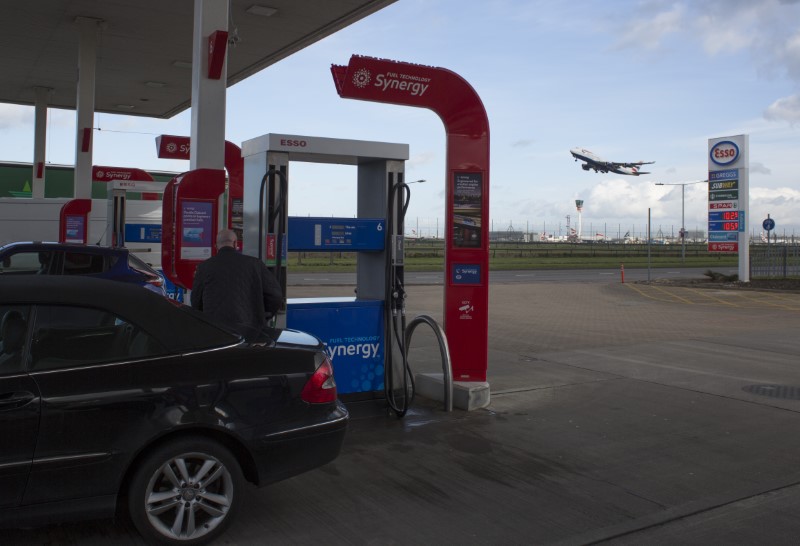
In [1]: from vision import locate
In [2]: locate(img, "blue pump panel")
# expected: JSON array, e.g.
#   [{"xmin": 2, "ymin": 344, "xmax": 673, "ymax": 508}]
[
  {"xmin": 286, "ymin": 298, "xmax": 384, "ymax": 395},
  {"xmin": 287, "ymin": 217, "xmax": 385, "ymax": 251},
  {"xmin": 125, "ymin": 223, "xmax": 162, "ymax": 243}
]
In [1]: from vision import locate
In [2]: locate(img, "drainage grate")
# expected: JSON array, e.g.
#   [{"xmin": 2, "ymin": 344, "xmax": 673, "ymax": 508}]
[{"xmin": 742, "ymin": 384, "xmax": 800, "ymax": 400}]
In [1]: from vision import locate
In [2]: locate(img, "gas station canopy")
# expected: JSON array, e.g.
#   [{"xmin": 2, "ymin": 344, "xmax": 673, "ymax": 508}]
[{"xmin": 0, "ymin": 0, "xmax": 396, "ymax": 118}]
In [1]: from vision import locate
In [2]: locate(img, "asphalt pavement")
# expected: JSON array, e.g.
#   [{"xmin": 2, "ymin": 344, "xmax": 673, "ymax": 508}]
[
  {"xmin": 9, "ymin": 269, "xmax": 800, "ymax": 545},
  {"xmin": 287, "ymin": 266, "xmax": 740, "ymax": 286}
]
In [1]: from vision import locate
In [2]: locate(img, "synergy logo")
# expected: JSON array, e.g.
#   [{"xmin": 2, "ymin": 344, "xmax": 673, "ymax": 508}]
[
  {"xmin": 371, "ymin": 70, "xmax": 431, "ymax": 97},
  {"xmin": 94, "ymin": 169, "xmax": 132, "ymax": 180},
  {"xmin": 166, "ymin": 142, "xmax": 178, "ymax": 153},
  {"xmin": 710, "ymin": 140, "xmax": 740, "ymax": 166},
  {"xmin": 325, "ymin": 336, "xmax": 381, "ymax": 361},
  {"xmin": 352, "ymin": 68, "xmax": 371, "ymax": 88}
]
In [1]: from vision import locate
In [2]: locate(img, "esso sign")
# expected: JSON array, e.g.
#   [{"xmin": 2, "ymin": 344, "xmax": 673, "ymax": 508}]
[
  {"xmin": 710, "ymin": 140, "xmax": 740, "ymax": 166},
  {"xmin": 280, "ymin": 139, "xmax": 307, "ymax": 148}
]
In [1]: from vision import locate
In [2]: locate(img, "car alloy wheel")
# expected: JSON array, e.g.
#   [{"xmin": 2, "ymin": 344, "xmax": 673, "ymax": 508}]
[{"xmin": 129, "ymin": 437, "xmax": 243, "ymax": 545}]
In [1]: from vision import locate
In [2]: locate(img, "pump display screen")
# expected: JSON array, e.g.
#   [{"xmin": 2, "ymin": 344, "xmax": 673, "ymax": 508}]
[{"xmin": 453, "ymin": 172, "xmax": 482, "ymax": 248}]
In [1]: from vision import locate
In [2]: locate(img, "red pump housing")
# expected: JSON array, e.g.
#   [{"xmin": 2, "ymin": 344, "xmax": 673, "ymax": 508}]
[
  {"xmin": 332, "ymin": 55, "xmax": 490, "ymax": 382},
  {"xmin": 161, "ymin": 169, "xmax": 226, "ymax": 290}
]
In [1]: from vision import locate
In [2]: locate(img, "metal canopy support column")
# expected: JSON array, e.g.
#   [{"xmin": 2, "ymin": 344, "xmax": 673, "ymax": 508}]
[
  {"xmin": 32, "ymin": 86, "xmax": 52, "ymax": 199},
  {"xmin": 74, "ymin": 17, "xmax": 102, "ymax": 200},
  {"xmin": 357, "ymin": 160, "xmax": 403, "ymax": 300},
  {"xmin": 190, "ymin": 0, "xmax": 228, "ymax": 171}
]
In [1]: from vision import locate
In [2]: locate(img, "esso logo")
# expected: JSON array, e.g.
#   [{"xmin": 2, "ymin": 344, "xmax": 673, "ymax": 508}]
[
  {"xmin": 280, "ymin": 139, "xmax": 307, "ymax": 148},
  {"xmin": 710, "ymin": 141, "xmax": 740, "ymax": 166}
]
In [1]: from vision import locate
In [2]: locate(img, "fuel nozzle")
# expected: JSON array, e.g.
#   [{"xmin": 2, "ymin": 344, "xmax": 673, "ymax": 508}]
[{"xmin": 392, "ymin": 282, "xmax": 406, "ymax": 314}]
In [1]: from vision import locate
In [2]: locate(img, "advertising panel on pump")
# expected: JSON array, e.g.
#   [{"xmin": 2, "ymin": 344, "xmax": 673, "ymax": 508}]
[
  {"xmin": 453, "ymin": 172, "xmax": 483, "ymax": 249},
  {"xmin": 64, "ymin": 215, "xmax": 86, "ymax": 244},
  {"xmin": 180, "ymin": 200, "xmax": 214, "ymax": 260}
]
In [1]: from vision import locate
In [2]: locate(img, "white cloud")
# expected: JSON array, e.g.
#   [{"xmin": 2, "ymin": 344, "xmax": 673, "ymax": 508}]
[
  {"xmin": 780, "ymin": 29, "xmax": 800, "ymax": 81},
  {"xmin": 583, "ymin": 178, "xmax": 668, "ymax": 219},
  {"xmin": 408, "ymin": 150, "xmax": 437, "ymax": 168},
  {"xmin": 490, "ymin": 171, "xmax": 800, "ymax": 236},
  {"xmin": 750, "ymin": 161, "xmax": 772, "ymax": 175},
  {"xmin": 511, "ymin": 139, "xmax": 535, "ymax": 148},
  {"xmin": 693, "ymin": 3, "xmax": 761, "ymax": 56},
  {"xmin": 764, "ymin": 94, "xmax": 800, "ymax": 124},
  {"xmin": 614, "ymin": 4, "xmax": 684, "ymax": 50},
  {"xmin": 0, "ymin": 104, "xmax": 33, "ymax": 130},
  {"xmin": 614, "ymin": 1, "xmax": 800, "ymax": 124},
  {"xmin": 750, "ymin": 186, "xmax": 800, "ymax": 230}
]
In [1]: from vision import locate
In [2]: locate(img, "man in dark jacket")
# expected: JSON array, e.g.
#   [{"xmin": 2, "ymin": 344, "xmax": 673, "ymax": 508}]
[{"xmin": 191, "ymin": 229, "xmax": 282, "ymax": 338}]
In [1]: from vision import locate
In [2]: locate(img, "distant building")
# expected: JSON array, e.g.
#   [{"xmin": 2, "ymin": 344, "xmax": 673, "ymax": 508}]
[{"xmin": 489, "ymin": 230, "xmax": 526, "ymax": 242}]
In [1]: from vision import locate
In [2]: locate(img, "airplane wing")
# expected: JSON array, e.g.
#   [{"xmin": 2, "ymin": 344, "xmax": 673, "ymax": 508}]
[{"xmin": 618, "ymin": 160, "xmax": 655, "ymax": 167}]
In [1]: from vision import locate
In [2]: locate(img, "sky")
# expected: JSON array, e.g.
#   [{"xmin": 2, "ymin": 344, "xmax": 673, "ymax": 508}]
[{"xmin": 1, "ymin": 0, "xmax": 800, "ymax": 239}]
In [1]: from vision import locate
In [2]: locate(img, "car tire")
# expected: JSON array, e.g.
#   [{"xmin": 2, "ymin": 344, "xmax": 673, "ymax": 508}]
[{"xmin": 127, "ymin": 437, "xmax": 244, "ymax": 545}]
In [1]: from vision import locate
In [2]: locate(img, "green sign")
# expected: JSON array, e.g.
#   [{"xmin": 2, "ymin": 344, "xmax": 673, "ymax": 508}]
[
  {"xmin": 709, "ymin": 190, "xmax": 738, "ymax": 201},
  {"xmin": 709, "ymin": 179, "xmax": 738, "ymax": 191}
]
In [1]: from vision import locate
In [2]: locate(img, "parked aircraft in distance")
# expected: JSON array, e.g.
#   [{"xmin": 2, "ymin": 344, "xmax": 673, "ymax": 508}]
[{"xmin": 570, "ymin": 147, "xmax": 654, "ymax": 176}]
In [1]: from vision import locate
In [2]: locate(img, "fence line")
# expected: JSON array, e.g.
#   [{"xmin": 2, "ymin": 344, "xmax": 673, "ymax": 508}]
[
  {"xmin": 408, "ymin": 217, "xmax": 799, "ymax": 244},
  {"xmin": 750, "ymin": 243, "xmax": 800, "ymax": 278}
]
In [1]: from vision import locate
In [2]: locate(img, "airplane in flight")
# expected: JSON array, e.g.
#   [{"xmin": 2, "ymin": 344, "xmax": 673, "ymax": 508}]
[{"xmin": 570, "ymin": 147, "xmax": 654, "ymax": 176}]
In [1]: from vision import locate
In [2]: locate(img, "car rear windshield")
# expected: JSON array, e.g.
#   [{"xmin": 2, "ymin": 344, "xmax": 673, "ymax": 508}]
[{"xmin": 127, "ymin": 253, "xmax": 159, "ymax": 276}]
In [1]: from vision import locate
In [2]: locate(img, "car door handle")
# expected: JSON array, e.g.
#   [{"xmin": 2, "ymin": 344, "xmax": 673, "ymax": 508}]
[{"xmin": 0, "ymin": 391, "xmax": 36, "ymax": 410}]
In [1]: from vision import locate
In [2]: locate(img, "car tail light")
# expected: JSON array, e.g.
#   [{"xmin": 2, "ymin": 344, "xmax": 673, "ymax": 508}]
[
  {"xmin": 301, "ymin": 357, "xmax": 337, "ymax": 404},
  {"xmin": 146, "ymin": 275, "xmax": 164, "ymax": 288}
]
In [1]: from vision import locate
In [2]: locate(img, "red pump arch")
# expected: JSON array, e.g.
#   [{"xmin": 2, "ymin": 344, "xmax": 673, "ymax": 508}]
[{"xmin": 331, "ymin": 55, "xmax": 490, "ymax": 382}]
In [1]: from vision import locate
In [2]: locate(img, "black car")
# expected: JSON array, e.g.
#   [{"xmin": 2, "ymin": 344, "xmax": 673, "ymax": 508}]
[
  {"xmin": 0, "ymin": 276, "xmax": 348, "ymax": 544},
  {"xmin": 0, "ymin": 241, "xmax": 167, "ymax": 296}
]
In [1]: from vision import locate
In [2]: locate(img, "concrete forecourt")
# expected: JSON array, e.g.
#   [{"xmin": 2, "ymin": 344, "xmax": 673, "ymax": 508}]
[{"xmin": 8, "ymin": 272, "xmax": 800, "ymax": 545}]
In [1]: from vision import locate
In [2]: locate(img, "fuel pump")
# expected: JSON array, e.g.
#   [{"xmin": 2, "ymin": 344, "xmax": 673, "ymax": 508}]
[
  {"xmin": 161, "ymin": 168, "xmax": 227, "ymax": 289},
  {"xmin": 385, "ymin": 179, "xmax": 414, "ymax": 417},
  {"xmin": 256, "ymin": 167, "xmax": 288, "ymax": 306},
  {"xmin": 95, "ymin": 166, "xmax": 164, "ymax": 248},
  {"xmin": 242, "ymin": 133, "xmax": 418, "ymax": 417}
]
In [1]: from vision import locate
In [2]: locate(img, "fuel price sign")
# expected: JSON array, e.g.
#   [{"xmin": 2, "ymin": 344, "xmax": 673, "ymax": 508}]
[
  {"xmin": 707, "ymin": 135, "xmax": 749, "ymax": 276},
  {"xmin": 708, "ymin": 221, "xmax": 739, "ymax": 232},
  {"xmin": 708, "ymin": 139, "xmax": 747, "ymax": 255},
  {"xmin": 708, "ymin": 211, "xmax": 739, "ymax": 222}
]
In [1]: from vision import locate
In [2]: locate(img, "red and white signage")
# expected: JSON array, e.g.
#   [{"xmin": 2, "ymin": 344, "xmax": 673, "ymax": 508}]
[
  {"xmin": 207, "ymin": 30, "xmax": 228, "ymax": 80},
  {"xmin": 709, "ymin": 140, "xmax": 740, "ymax": 167},
  {"xmin": 708, "ymin": 242, "xmax": 738, "ymax": 253},
  {"xmin": 92, "ymin": 166, "xmax": 153, "ymax": 182},
  {"xmin": 332, "ymin": 55, "xmax": 490, "ymax": 382},
  {"xmin": 709, "ymin": 201, "xmax": 738, "ymax": 210},
  {"xmin": 156, "ymin": 135, "xmax": 191, "ymax": 160}
]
